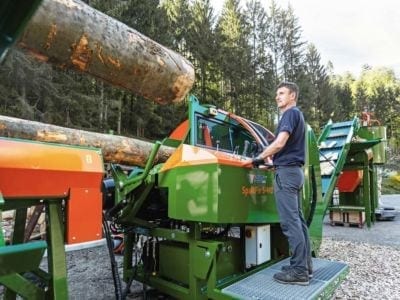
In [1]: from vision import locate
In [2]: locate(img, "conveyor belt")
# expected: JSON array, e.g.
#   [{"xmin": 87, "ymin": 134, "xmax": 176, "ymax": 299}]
[{"xmin": 318, "ymin": 119, "xmax": 358, "ymax": 205}]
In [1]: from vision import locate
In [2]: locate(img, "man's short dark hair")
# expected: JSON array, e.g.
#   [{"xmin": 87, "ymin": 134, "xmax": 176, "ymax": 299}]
[{"xmin": 277, "ymin": 81, "xmax": 299, "ymax": 101}]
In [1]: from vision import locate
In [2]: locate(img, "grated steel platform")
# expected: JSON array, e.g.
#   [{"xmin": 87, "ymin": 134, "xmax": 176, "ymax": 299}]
[{"xmin": 221, "ymin": 258, "xmax": 348, "ymax": 300}]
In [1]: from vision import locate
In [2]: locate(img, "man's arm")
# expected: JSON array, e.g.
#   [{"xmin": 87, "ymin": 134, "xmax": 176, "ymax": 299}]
[
  {"xmin": 257, "ymin": 131, "xmax": 290, "ymax": 159},
  {"xmin": 243, "ymin": 131, "xmax": 290, "ymax": 166}
]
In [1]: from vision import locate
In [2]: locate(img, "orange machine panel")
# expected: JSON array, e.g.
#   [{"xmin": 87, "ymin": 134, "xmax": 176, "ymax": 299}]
[
  {"xmin": 169, "ymin": 119, "xmax": 189, "ymax": 141},
  {"xmin": 0, "ymin": 138, "xmax": 104, "ymax": 198},
  {"xmin": 66, "ymin": 188, "xmax": 103, "ymax": 244},
  {"xmin": 0, "ymin": 138, "xmax": 104, "ymax": 245},
  {"xmin": 337, "ymin": 170, "xmax": 363, "ymax": 192}
]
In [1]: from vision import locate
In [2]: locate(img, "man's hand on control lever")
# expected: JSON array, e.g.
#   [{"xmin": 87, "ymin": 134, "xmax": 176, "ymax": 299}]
[{"xmin": 243, "ymin": 156, "xmax": 270, "ymax": 168}]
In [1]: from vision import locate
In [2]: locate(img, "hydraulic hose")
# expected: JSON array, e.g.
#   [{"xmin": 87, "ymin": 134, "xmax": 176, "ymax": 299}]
[
  {"xmin": 306, "ymin": 166, "xmax": 318, "ymax": 227},
  {"xmin": 102, "ymin": 212, "xmax": 123, "ymax": 300}
]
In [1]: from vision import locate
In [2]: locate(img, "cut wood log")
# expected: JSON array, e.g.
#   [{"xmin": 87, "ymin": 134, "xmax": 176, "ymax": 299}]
[
  {"xmin": 17, "ymin": 0, "xmax": 195, "ymax": 104},
  {"xmin": 0, "ymin": 115, "xmax": 175, "ymax": 167}
]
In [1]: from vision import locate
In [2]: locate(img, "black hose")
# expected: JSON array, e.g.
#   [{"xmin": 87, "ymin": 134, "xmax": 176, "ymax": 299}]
[
  {"xmin": 102, "ymin": 212, "xmax": 123, "ymax": 300},
  {"xmin": 105, "ymin": 201, "xmax": 126, "ymax": 220},
  {"xmin": 306, "ymin": 166, "xmax": 318, "ymax": 227}
]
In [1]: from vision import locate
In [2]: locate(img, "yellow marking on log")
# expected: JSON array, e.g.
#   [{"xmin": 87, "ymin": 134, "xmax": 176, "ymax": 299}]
[
  {"xmin": 95, "ymin": 43, "xmax": 120, "ymax": 69},
  {"xmin": 70, "ymin": 34, "xmax": 92, "ymax": 71},
  {"xmin": 95, "ymin": 44, "xmax": 105, "ymax": 64},
  {"xmin": 37, "ymin": 131, "xmax": 68, "ymax": 142},
  {"xmin": 107, "ymin": 56, "xmax": 121, "ymax": 69},
  {"xmin": 44, "ymin": 23, "xmax": 57, "ymax": 50},
  {"xmin": 17, "ymin": 43, "xmax": 49, "ymax": 62}
]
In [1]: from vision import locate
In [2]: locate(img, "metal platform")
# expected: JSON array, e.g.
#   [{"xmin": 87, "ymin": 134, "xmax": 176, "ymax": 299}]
[{"xmin": 221, "ymin": 258, "xmax": 348, "ymax": 300}]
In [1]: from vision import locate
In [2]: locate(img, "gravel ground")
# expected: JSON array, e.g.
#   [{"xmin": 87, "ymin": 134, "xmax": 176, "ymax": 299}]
[
  {"xmin": 2, "ymin": 195, "xmax": 400, "ymax": 299},
  {"xmin": 320, "ymin": 194, "xmax": 400, "ymax": 299},
  {"xmin": 319, "ymin": 239, "xmax": 400, "ymax": 299}
]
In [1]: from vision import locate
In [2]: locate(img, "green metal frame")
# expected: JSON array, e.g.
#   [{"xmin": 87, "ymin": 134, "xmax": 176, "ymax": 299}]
[
  {"xmin": 304, "ymin": 126, "xmax": 324, "ymax": 255},
  {"xmin": 336, "ymin": 144, "xmax": 380, "ymax": 228},
  {"xmin": 318, "ymin": 118, "xmax": 359, "ymax": 207},
  {"xmin": 0, "ymin": 198, "xmax": 68, "ymax": 300},
  {"xmin": 122, "ymin": 223, "xmax": 283, "ymax": 300},
  {"xmin": 320, "ymin": 118, "xmax": 383, "ymax": 228},
  {"xmin": 0, "ymin": 0, "xmax": 43, "ymax": 61}
]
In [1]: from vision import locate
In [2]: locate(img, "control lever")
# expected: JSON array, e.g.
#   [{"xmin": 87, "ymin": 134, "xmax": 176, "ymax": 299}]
[
  {"xmin": 242, "ymin": 140, "xmax": 250, "ymax": 157},
  {"xmin": 234, "ymin": 145, "xmax": 240, "ymax": 154},
  {"xmin": 250, "ymin": 141, "xmax": 258, "ymax": 158}
]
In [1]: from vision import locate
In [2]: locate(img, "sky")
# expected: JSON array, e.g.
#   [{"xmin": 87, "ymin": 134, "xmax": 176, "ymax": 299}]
[{"xmin": 211, "ymin": 0, "xmax": 400, "ymax": 77}]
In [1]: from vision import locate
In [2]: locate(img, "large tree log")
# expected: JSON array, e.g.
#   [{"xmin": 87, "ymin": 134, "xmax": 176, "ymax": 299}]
[
  {"xmin": 17, "ymin": 0, "xmax": 195, "ymax": 104},
  {"xmin": 0, "ymin": 115, "xmax": 175, "ymax": 167}
]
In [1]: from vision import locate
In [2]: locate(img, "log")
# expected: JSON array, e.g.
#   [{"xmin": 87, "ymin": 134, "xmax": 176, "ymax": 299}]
[
  {"xmin": 17, "ymin": 0, "xmax": 195, "ymax": 104},
  {"xmin": 0, "ymin": 115, "xmax": 175, "ymax": 167}
]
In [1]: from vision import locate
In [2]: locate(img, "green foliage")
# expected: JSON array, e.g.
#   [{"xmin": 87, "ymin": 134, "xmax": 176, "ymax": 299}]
[{"xmin": 382, "ymin": 174, "xmax": 400, "ymax": 194}]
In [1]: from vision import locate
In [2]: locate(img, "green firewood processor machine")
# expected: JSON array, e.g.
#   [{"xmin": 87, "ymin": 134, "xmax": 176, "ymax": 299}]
[{"xmin": 102, "ymin": 96, "xmax": 384, "ymax": 299}]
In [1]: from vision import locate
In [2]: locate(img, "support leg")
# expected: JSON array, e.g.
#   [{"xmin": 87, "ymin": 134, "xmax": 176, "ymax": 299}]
[{"xmin": 46, "ymin": 201, "xmax": 68, "ymax": 300}]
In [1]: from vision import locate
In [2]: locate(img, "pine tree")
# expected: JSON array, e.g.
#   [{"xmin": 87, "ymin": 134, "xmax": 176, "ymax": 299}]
[
  {"xmin": 243, "ymin": 0, "xmax": 275, "ymax": 127},
  {"xmin": 303, "ymin": 43, "xmax": 337, "ymax": 130},
  {"xmin": 279, "ymin": 5, "xmax": 305, "ymax": 82},
  {"xmin": 162, "ymin": 0, "xmax": 191, "ymax": 53},
  {"xmin": 215, "ymin": 0, "xmax": 252, "ymax": 114},
  {"xmin": 266, "ymin": 0, "xmax": 283, "ymax": 85},
  {"xmin": 187, "ymin": 0, "xmax": 217, "ymax": 103}
]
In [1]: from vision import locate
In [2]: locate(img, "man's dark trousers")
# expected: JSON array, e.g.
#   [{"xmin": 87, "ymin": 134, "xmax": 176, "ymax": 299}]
[{"xmin": 274, "ymin": 166, "xmax": 311, "ymax": 273}]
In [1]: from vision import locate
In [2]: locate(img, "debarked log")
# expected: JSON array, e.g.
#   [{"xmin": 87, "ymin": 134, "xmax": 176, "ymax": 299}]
[
  {"xmin": 0, "ymin": 115, "xmax": 175, "ymax": 167},
  {"xmin": 18, "ymin": 0, "xmax": 195, "ymax": 104}
]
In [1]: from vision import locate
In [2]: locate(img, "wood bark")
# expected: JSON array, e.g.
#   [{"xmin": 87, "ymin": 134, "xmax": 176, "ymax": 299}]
[
  {"xmin": 17, "ymin": 0, "xmax": 195, "ymax": 104},
  {"xmin": 0, "ymin": 115, "xmax": 175, "ymax": 167}
]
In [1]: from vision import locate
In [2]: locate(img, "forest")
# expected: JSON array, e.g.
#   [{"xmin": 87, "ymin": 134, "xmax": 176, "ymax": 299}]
[{"xmin": 0, "ymin": 0, "xmax": 399, "ymax": 153}]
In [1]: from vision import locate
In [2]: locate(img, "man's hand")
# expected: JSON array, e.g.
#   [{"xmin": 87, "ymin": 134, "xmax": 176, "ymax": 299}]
[
  {"xmin": 252, "ymin": 157, "xmax": 265, "ymax": 167},
  {"xmin": 242, "ymin": 157, "xmax": 265, "ymax": 168}
]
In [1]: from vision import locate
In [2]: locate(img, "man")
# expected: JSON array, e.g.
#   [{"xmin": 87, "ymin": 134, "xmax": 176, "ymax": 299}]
[{"xmin": 245, "ymin": 81, "xmax": 312, "ymax": 286}]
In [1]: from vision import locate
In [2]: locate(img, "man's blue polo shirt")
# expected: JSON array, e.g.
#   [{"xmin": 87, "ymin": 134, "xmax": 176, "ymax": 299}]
[{"xmin": 273, "ymin": 106, "xmax": 305, "ymax": 166}]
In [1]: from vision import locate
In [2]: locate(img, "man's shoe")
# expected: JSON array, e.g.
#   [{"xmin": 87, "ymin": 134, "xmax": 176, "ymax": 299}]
[
  {"xmin": 273, "ymin": 269, "xmax": 309, "ymax": 286},
  {"xmin": 281, "ymin": 265, "xmax": 313, "ymax": 278}
]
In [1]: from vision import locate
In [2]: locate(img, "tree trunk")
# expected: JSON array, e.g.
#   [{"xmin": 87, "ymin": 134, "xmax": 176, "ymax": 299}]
[
  {"xmin": 18, "ymin": 0, "xmax": 195, "ymax": 105},
  {"xmin": 0, "ymin": 115, "xmax": 175, "ymax": 167}
]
